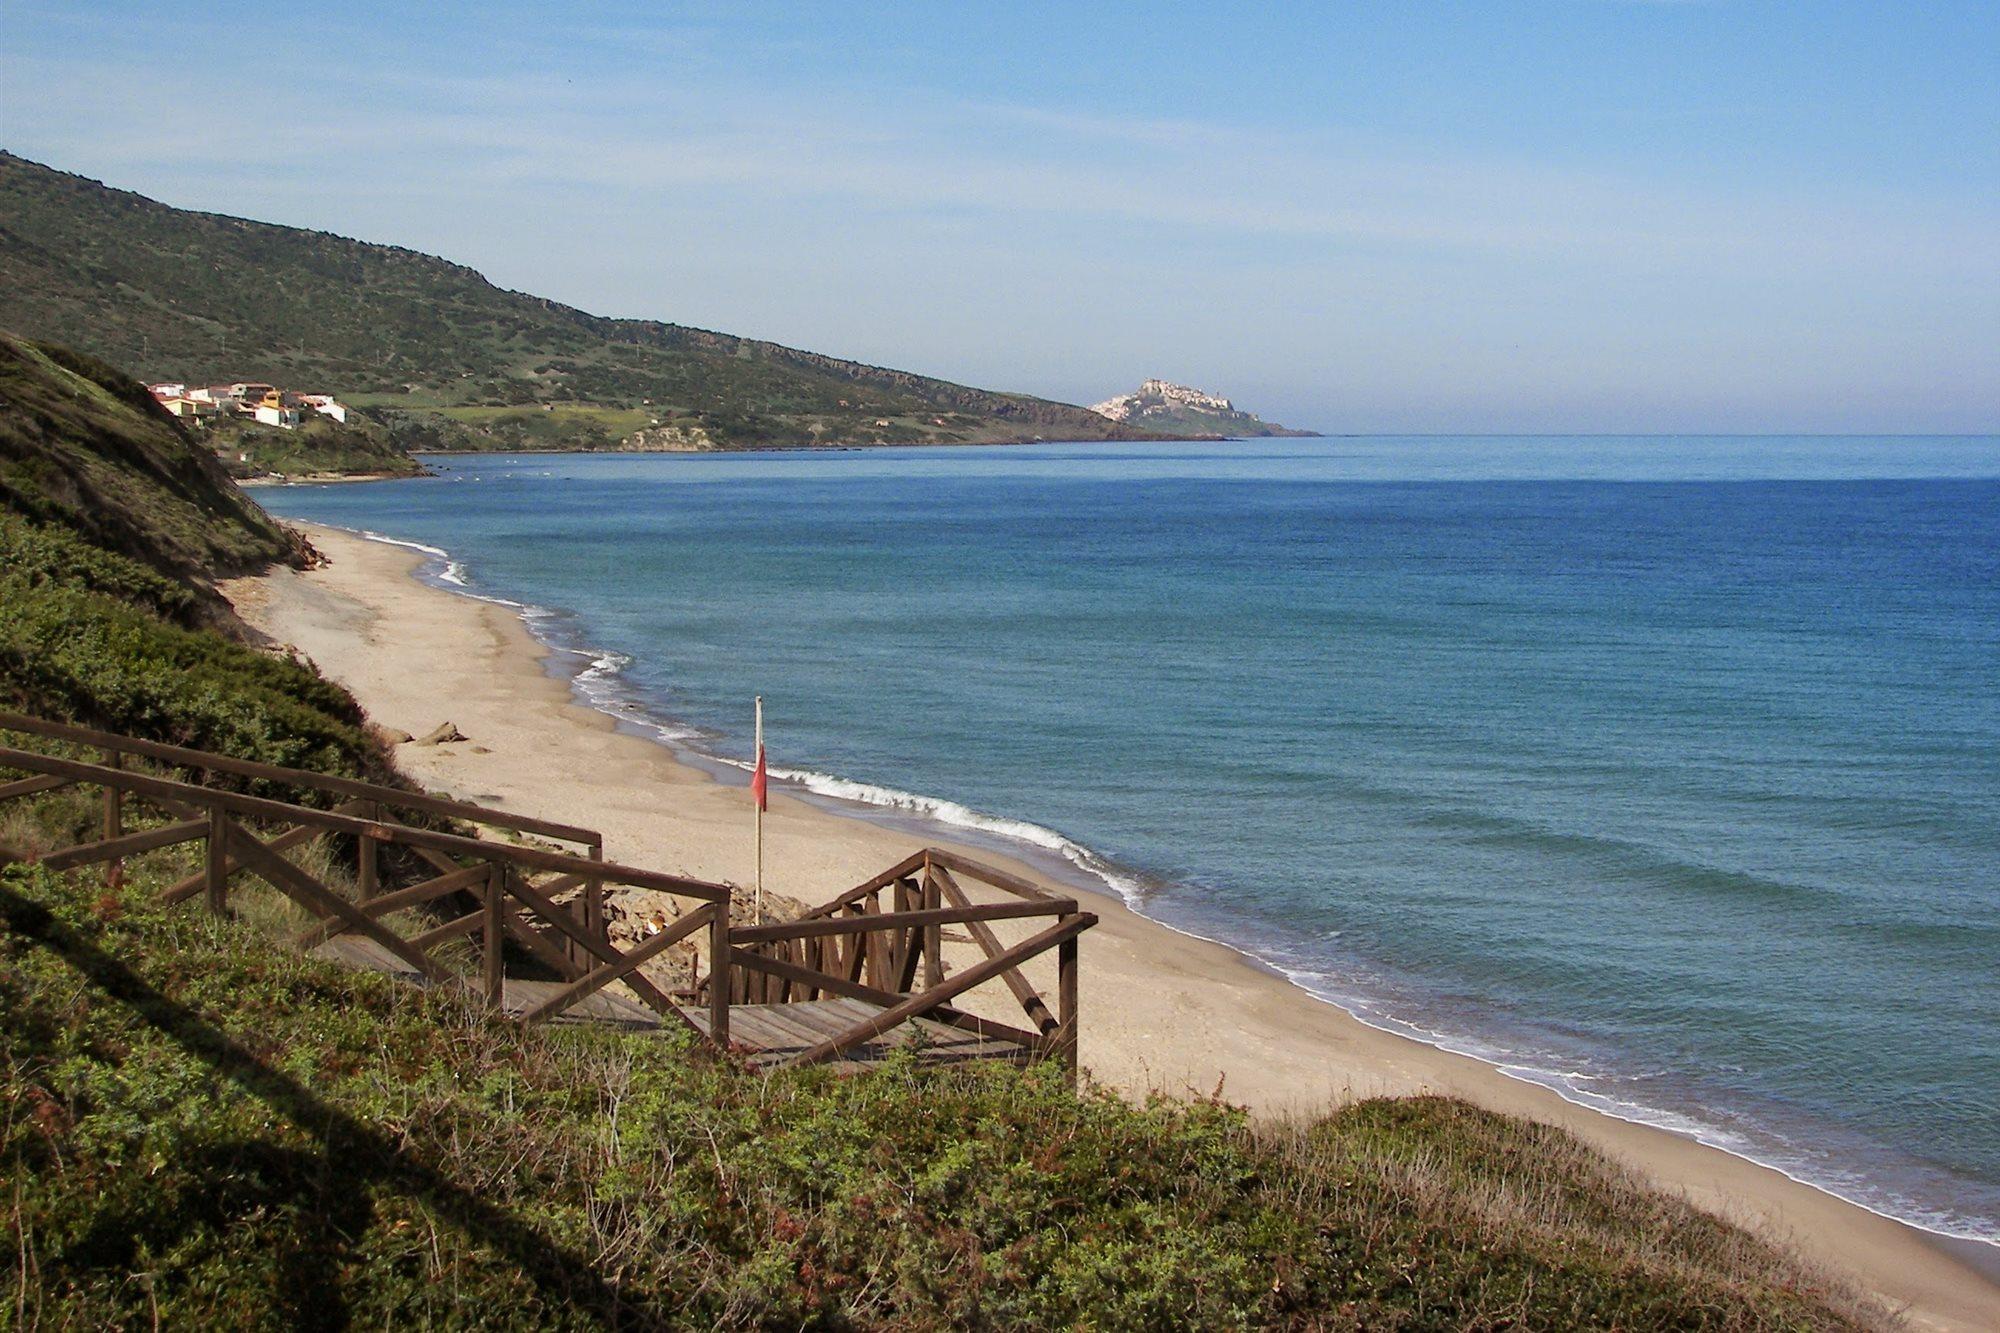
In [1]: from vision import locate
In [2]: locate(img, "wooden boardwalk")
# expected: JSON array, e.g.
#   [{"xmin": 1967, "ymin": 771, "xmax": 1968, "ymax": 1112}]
[
  {"xmin": 681, "ymin": 997, "xmax": 1037, "ymax": 1072},
  {"xmin": 324, "ymin": 939, "xmax": 1033, "ymax": 1069},
  {"xmin": 3, "ymin": 711, "xmax": 1095, "ymax": 1076}
]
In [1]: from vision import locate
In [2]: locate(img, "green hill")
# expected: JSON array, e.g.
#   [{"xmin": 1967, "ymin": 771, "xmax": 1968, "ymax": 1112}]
[
  {"xmin": 0, "ymin": 153, "xmax": 1146, "ymax": 451},
  {"xmin": 0, "ymin": 339, "xmax": 1878, "ymax": 1327}
]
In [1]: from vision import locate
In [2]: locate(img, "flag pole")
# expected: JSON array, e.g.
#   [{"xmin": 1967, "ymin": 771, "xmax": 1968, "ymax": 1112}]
[{"xmin": 753, "ymin": 695, "xmax": 764, "ymax": 925}]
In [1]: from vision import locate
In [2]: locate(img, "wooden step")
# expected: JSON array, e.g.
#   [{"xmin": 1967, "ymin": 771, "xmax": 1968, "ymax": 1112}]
[{"xmin": 682, "ymin": 997, "xmax": 1034, "ymax": 1072}]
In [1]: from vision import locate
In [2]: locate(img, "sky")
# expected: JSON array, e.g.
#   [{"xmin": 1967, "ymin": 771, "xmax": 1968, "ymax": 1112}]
[{"xmin": 2, "ymin": 1, "xmax": 1996, "ymax": 433}]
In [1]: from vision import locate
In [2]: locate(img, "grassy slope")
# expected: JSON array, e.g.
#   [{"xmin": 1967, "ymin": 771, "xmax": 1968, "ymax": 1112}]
[
  {"xmin": 208, "ymin": 412, "xmax": 427, "ymax": 480},
  {"xmin": 0, "ymin": 334, "xmax": 386, "ymax": 780},
  {"xmin": 0, "ymin": 839, "xmax": 1876, "ymax": 1330},
  {"xmin": 0, "ymin": 340, "xmax": 1880, "ymax": 1327},
  {"xmin": 0, "ymin": 153, "xmax": 1142, "ymax": 450},
  {"xmin": 0, "ymin": 334, "xmax": 303, "ymax": 582}
]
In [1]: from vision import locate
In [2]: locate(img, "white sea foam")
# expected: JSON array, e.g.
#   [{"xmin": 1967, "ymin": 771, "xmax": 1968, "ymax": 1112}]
[
  {"xmin": 356, "ymin": 531, "xmax": 480, "ymax": 595},
  {"xmin": 713, "ymin": 758, "xmax": 1153, "ymax": 903}
]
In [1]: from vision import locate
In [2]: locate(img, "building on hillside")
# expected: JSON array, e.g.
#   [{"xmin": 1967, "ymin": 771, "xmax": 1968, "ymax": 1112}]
[
  {"xmin": 158, "ymin": 396, "xmax": 219, "ymax": 425},
  {"xmin": 298, "ymin": 393, "xmax": 348, "ymax": 423},
  {"xmin": 147, "ymin": 378, "xmax": 334, "ymax": 430}
]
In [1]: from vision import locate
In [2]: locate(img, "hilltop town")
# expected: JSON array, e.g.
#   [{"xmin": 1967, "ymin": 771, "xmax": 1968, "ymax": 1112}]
[{"xmin": 1088, "ymin": 378, "xmax": 1316, "ymax": 438}]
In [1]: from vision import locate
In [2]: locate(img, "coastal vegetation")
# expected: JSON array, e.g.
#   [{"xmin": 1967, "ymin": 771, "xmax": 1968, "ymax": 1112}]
[
  {"xmin": 0, "ymin": 153, "xmax": 1144, "ymax": 454},
  {"xmin": 0, "ymin": 338, "xmax": 1881, "ymax": 1327},
  {"xmin": 0, "ymin": 335, "xmax": 301, "ymax": 582},
  {"xmin": 207, "ymin": 412, "xmax": 426, "ymax": 481}
]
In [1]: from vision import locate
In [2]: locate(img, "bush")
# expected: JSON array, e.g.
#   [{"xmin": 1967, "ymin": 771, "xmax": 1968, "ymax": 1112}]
[{"xmin": 0, "ymin": 518, "xmax": 379, "ymax": 788}]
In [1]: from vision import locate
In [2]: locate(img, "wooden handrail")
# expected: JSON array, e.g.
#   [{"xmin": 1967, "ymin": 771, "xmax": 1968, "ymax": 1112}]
[
  {"xmin": 730, "ymin": 897, "xmax": 1074, "ymax": 945},
  {"xmin": 923, "ymin": 848, "xmax": 1062, "ymax": 903},
  {"xmin": 519, "ymin": 904, "xmax": 714, "ymax": 1024},
  {"xmin": 0, "ymin": 709, "xmax": 602, "ymax": 849},
  {"xmin": 788, "ymin": 849, "xmax": 932, "ymax": 922},
  {"xmin": 929, "ymin": 862, "xmax": 1059, "ymax": 1036},
  {"xmin": 0, "ymin": 745, "xmax": 727, "ymax": 902},
  {"xmin": 725, "ymin": 948, "xmax": 1046, "ymax": 1049},
  {"xmin": 787, "ymin": 914, "xmax": 1094, "ymax": 1067},
  {"xmin": 293, "ymin": 861, "xmax": 492, "ymax": 950},
  {"xmin": 0, "ymin": 774, "xmax": 74, "ymax": 801},
  {"xmin": 782, "ymin": 846, "xmax": 1065, "ymax": 929}
]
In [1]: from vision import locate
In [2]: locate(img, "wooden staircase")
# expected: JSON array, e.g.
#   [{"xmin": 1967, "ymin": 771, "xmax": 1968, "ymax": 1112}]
[{"xmin": 0, "ymin": 711, "xmax": 1093, "ymax": 1075}]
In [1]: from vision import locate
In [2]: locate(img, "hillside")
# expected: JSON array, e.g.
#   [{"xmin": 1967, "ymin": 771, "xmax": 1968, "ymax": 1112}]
[
  {"xmin": 0, "ymin": 333, "xmax": 304, "ymax": 583},
  {"xmin": 0, "ymin": 341, "xmax": 1878, "ymax": 1327},
  {"xmin": 0, "ymin": 333, "xmax": 395, "ymax": 778},
  {"xmin": 208, "ymin": 411, "xmax": 428, "ymax": 481},
  {"xmin": 1089, "ymin": 378, "xmax": 1316, "ymax": 438},
  {"xmin": 0, "ymin": 153, "xmax": 1146, "ymax": 451}
]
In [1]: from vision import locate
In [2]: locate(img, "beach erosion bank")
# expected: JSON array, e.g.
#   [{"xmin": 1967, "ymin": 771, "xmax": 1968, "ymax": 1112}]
[{"xmin": 224, "ymin": 522, "xmax": 2000, "ymax": 1330}]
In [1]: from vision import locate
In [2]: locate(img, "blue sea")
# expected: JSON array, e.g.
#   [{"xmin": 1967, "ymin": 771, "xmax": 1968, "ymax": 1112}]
[{"xmin": 257, "ymin": 436, "xmax": 2000, "ymax": 1244}]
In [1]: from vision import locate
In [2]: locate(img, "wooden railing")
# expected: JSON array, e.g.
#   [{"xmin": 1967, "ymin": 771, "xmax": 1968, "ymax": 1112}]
[
  {"xmin": 705, "ymin": 848, "xmax": 1090, "ymax": 1072},
  {"xmin": 0, "ymin": 713, "xmax": 732, "ymax": 1042},
  {"xmin": 1, "ymin": 714, "xmax": 1095, "ymax": 1076}
]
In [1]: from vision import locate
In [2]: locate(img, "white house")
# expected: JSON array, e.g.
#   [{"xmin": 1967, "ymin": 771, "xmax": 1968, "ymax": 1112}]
[
  {"xmin": 147, "ymin": 382, "xmax": 188, "ymax": 401},
  {"xmin": 254, "ymin": 404, "xmax": 299, "ymax": 430},
  {"xmin": 299, "ymin": 393, "xmax": 349, "ymax": 424}
]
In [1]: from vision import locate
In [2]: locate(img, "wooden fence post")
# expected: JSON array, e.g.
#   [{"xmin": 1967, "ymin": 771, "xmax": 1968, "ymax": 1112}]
[
  {"xmin": 102, "ymin": 749, "xmax": 123, "ymax": 887},
  {"xmin": 204, "ymin": 805, "xmax": 229, "ymax": 915},
  {"xmin": 585, "ymin": 841, "xmax": 605, "ymax": 956},
  {"xmin": 921, "ymin": 856, "xmax": 943, "ymax": 990},
  {"xmin": 708, "ymin": 895, "xmax": 730, "ymax": 1050},
  {"xmin": 1058, "ymin": 930, "xmax": 1079, "ymax": 1083},
  {"xmin": 483, "ymin": 863, "xmax": 505, "ymax": 1007},
  {"xmin": 356, "ymin": 799, "xmax": 379, "ymax": 903}
]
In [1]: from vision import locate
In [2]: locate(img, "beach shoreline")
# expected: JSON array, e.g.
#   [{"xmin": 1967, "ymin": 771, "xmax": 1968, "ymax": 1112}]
[{"xmin": 224, "ymin": 521, "xmax": 2000, "ymax": 1330}]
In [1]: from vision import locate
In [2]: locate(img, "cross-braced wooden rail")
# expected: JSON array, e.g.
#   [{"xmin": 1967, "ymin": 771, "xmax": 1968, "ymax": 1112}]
[{"xmin": 0, "ymin": 711, "xmax": 1093, "ymax": 1075}]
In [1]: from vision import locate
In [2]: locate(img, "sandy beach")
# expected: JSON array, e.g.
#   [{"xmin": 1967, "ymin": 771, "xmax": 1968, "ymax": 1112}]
[{"xmin": 224, "ymin": 523, "xmax": 2000, "ymax": 1331}]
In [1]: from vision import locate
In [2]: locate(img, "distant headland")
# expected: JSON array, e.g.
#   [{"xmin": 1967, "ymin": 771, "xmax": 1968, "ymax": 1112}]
[{"xmin": 1089, "ymin": 379, "xmax": 1318, "ymax": 438}]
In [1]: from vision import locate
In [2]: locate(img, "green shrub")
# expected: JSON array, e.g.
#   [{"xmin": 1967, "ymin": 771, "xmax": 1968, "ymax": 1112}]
[
  {"xmin": 0, "ymin": 567, "xmax": 373, "ymax": 781},
  {"xmin": 0, "ymin": 512, "xmax": 197, "ymax": 623}
]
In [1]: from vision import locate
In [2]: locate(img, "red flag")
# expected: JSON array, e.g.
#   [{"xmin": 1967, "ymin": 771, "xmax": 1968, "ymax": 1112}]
[{"xmin": 751, "ymin": 744, "xmax": 768, "ymax": 811}]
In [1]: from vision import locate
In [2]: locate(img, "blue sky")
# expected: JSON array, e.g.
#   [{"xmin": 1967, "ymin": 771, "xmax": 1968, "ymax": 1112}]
[{"xmin": 3, "ymin": 1, "xmax": 1996, "ymax": 432}]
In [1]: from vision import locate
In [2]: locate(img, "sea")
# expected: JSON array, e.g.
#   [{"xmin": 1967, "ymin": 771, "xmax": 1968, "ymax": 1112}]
[{"xmin": 255, "ymin": 436, "xmax": 2000, "ymax": 1246}]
